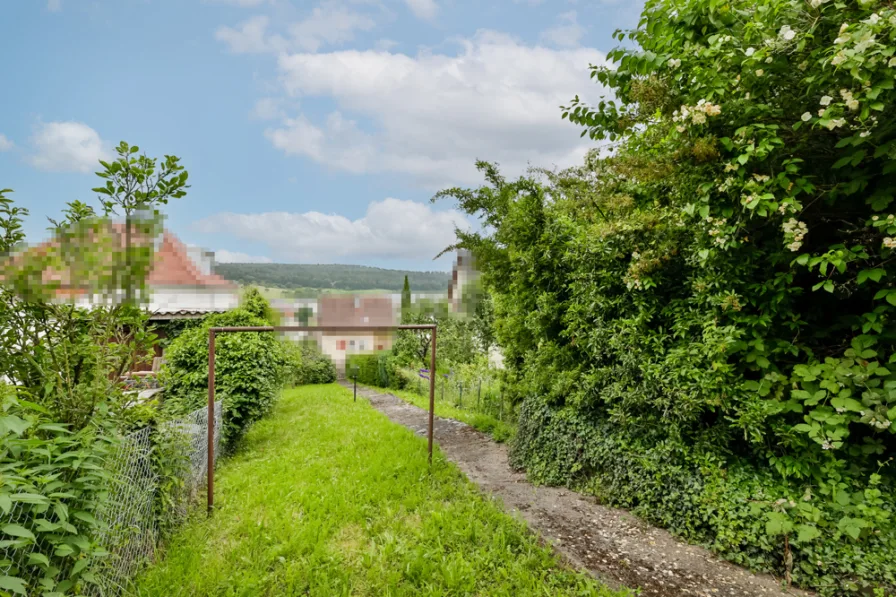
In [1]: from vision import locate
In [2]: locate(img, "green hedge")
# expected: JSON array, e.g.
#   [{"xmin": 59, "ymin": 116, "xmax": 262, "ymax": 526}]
[
  {"xmin": 160, "ymin": 309, "xmax": 283, "ymax": 449},
  {"xmin": 346, "ymin": 352, "xmax": 408, "ymax": 390},
  {"xmin": 280, "ymin": 341, "xmax": 337, "ymax": 386}
]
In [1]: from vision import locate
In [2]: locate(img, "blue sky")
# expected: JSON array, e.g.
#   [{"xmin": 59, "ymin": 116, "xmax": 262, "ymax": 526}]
[{"xmin": 0, "ymin": 0, "xmax": 642, "ymax": 271}]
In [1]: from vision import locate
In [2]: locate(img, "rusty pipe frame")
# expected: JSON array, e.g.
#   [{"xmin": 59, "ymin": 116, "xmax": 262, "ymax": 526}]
[{"xmin": 206, "ymin": 323, "xmax": 437, "ymax": 515}]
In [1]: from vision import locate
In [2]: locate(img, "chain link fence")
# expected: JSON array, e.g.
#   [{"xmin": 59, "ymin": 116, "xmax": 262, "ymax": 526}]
[{"xmin": 1, "ymin": 401, "xmax": 222, "ymax": 596}]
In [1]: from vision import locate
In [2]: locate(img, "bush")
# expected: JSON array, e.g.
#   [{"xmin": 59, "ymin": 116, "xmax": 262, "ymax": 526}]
[
  {"xmin": 436, "ymin": 0, "xmax": 896, "ymax": 592},
  {"xmin": 347, "ymin": 352, "xmax": 407, "ymax": 390},
  {"xmin": 0, "ymin": 388, "xmax": 116, "ymax": 596},
  {"xmin": 280, "ymin": 341, "xmax": 337, "ymax": 386},
  {"xmin": 160, "ymin": 309, "xmax": 284, "ymax": 449}
]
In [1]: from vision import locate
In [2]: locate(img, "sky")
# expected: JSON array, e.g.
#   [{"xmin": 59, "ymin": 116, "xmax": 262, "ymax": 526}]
[{"xmin": 0, "ymin": 0, "xmax": 643, "ymax": 271}]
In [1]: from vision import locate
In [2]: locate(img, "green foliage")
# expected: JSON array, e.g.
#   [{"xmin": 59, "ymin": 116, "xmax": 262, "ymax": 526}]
[
  {"xmin": 134, "ymin": 385, "xmax": 623, "ymax": 597},
  {"xmin": 347, "ymin": 352, "xmax": 408, "ymax": 390},
  {"xmin": 241, "ymin": 286, "xmax": 278, "ymax": 324},
  {"xmin": 217, "ymin": 263, "xmax": 451, "ymax": 292},
  {"xmin": 280, "ymin": 341, "xmax": 337, "ymax": 386},
  {"xmin": 0, "ymin": 387, "xmax": 116, "ymax": 596},
  {"xmin": 434, "ymin": 1, "xmax": 896, "ymax": 592},
  {"xmin": 401, "ymin": 275, "xmax": 411, "ymax": 319},
  {"xmin": 161, "ymin": 309, "xmax": 284, "ymax": 449}
]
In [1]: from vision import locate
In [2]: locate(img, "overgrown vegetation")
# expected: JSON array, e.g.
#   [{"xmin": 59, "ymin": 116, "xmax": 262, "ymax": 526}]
[
  {"xmin": 435, "ymin": 1, "xmax": 896, "ymax": 594},
  {"xmin": 0, "ymin": 143, "xmax": 198, "ymax": 596},
  {"xmin": 133, "ymin": 384, "xmax": 624, "ymax": 597}
]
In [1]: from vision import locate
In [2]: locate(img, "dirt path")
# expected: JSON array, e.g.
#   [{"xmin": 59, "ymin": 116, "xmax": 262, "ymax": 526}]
[{"xmin": 342, "ymin": 382, "xmax": 813, "ymax": 597}]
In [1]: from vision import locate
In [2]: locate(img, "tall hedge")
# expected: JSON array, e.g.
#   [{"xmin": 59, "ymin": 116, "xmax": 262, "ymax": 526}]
[
  {"xmin": 161, "ymin": 309, "xmax": 283, "ymax": 448},
  {"xmin": 436, "ymin": 0, "xmax": 896, "ymax": 593}
]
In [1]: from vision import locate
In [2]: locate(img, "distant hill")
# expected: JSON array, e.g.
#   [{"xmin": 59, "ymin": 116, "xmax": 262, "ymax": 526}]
[{"xmin": 216, "ymin": 263, "xmax": 452, "ymax": 292}]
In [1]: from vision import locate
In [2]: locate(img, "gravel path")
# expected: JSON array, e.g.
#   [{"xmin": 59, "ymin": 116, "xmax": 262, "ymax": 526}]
[{"xmin": 342, "ymin": 382, "xmax": 814, "ymax": 597}]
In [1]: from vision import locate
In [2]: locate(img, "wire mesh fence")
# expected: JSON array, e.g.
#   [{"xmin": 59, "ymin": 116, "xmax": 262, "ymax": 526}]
[
  {"xmin": 406, "ymin": 369, "xmax": 511, "ymax": 423},
  {"xmin": 1, "ymin": 401, "xmax": 222, "ymax": 597}
]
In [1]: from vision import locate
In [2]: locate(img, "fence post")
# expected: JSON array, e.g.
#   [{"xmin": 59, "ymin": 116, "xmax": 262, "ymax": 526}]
[
  {"xmin": 477, "ymin": 379, "xmax": 481, "ymax": 410},
  {"xmin": 207, "ymin": 329, "xmax": 216, "ymax": 516},
  {"xmin": 458, "ymin": 382, "xmax": 463, "ymax": 408}
]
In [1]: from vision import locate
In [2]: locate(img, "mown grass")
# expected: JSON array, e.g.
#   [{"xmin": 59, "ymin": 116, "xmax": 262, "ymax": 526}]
[
  {"xmin": 134, "ymin": 384, "xmax": 625, "ymax": 597},
  {"xmin": 377, "ymin": 385, "xmax": 516, "ymax": 443}
]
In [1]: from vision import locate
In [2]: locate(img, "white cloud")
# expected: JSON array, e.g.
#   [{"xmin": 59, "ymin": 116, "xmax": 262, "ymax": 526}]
[
  {"xmin": 251, "ymin": 97, "xmax": 286, "ymax": 120},
  {"xmin": 216, "ymin": 3, "xmax": 375, "ymax": 55},
  {"xmin": 216, "ymin": 15, "xmax": 288, "ymax": 54},
  {"xmin": 404, "ymin": 0, "xmax": 437, "ymax": 21},
  {"xmin": 196, "ymin": 198, "xmax": 469, "ymax": 263},
  {"xmin": 47, "ymin": 0, "xmax": 62, "ymax": 12},
  {"xmin": 288, "ymin": 4, "xmax": 375, "ymax": 52},
  {"xmin": 0, "ymin": 134, "xmax": 13, "ymax": 152},
  {"xmin": 214, "ymin": 249, "xmax": 273, "ymax": 263},
  {"xmin": 27, "ymin": 122, "xmax": 110, "ymax": 173},
  {"xmin": 265, "ymin": 30, "xmax": 607, "ymax": 187},
  {"xmin": 540, "ymin": 11, "xmax": 584, "ymax": 48}
]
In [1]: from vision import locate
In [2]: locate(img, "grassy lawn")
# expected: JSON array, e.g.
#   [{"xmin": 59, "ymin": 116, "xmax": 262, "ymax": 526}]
[
  {"xmin": 377, "ymin": 385, "xmax": 516, "ymax": 443},
  {"xmin": 134, "ymin": 384, "xmax": 625, "ymax": 597}
]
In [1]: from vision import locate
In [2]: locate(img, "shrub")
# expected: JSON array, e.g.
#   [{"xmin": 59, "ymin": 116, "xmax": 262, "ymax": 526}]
[
  {"xmin": 347, "ymin": 352, "xmax": 407, "ymax": 390},
  {"xmin": 0, "ymin": 387, "xmax": 116, "ymax": 596},
  {"xmin": 280, "ymin": 340, "xmax": 337, "ymax": 386},
  {"xmin": 161, "ymin": 309, "xmax": 283, "ymax": 449},
  {"xmin": 435, "ymin": 0, "xmax": 896, "ymax": 592}
]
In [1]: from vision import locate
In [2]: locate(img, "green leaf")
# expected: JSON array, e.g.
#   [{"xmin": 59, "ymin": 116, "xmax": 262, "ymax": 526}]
[
  {"xmin": 72, "ymin": 511, "xmax": 98, "ymax": 526},
  {"xmin": 796, "ymin": 524, "xmax": 821, "ymax": 543},
  {"xmin": 0, "ymin": 495, "xmax": 10, "ymax": 515},
  {"xmin": 1, "ymin": 524, "xmax": 35, "ymax": 541},
  {"xmin": 0, "ymin": 575, "xmax": 27, "ymax": 595},
  {"xmin": 27, "ymin": 552, "xmax": 49, "ymax": 567},
  {"xmin": 0, "ymin": 415, "xmax": 31, "ymax": 436}
]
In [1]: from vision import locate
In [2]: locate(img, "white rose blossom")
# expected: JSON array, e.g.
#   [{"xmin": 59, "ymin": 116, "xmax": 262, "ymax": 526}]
[
  {"xmin": 820, "ymin": 95, "xmax": 833, "ymax": 106},
  {"xmin": 745, "ymin": 47, "xmax": 756, "ymax": 57},
  {"xmin": 779, "ymin": 25, "xmax": 797, "ymax": 41},
  {"xmin": 801, "ymin": 112, "xmax": 812, "ymax": 121}
]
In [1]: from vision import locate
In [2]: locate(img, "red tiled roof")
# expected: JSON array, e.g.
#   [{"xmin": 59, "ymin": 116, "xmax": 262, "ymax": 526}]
[{"xmin": 148, "ymin": 232, "xmax": 235, "ymax": 288}]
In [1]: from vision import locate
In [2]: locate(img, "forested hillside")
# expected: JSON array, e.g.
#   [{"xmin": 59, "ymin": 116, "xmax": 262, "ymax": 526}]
[
  {"xmin": 436, "ymin": 1, "xmax": 896, "ymax": 595},
  {"xmin": 216, "ymin": 263, "xmax": 451, "ymax": 292}
]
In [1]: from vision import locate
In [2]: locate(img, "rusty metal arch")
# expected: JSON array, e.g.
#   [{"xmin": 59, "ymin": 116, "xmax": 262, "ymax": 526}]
[{"xmin": 206, "ymin": 324, "xmax": 437, "ymax": 514}]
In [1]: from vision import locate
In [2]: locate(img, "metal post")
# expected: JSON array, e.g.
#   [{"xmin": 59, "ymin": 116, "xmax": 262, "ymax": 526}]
[
  {"xmin": 207, "ymin": 329, "xmax": 216, "ymax": 515},
  {"xmin": 428, "ymin": 327, "xmax": 436, "ymax": 466},
  {"xmin": 458, "ymin": 382, "xmax": 463, "ymax": 408},
  {"xmin": 353, "ymin": 375, "xmax": 357, "ymax": 402},
  {"xmin": 477, "ymin": 379, "xmax": 481, "ymax": 410}
]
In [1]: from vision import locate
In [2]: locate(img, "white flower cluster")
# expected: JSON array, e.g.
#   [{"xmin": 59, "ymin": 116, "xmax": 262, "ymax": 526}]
[
  {"xmin": 672, "ymin": 99, "xmax": 722, "ymax": 129},
  {"xmin": 821, "ymin": 439, "xmax": 834, "ymax": 450},
  {"xmin": 778, "ymin": 25, "xmax": 797, "ymax": 41},
  {"xmin": 668, "ymin": 58, "xmax": 682, "ymax": 69},
  {"xmin": 706, "ymin": 216, "xmax": 728, "ymax": 245},
  {"xmin": 783, "ymin": 218, "xmax": 808, "ymax": 251},
  {"xmin": 718, "ymin": 177, "xmax": 736, "ymax": 193},
  {"xmin": 870, "ymin": 418, "xmax": 892, "ymax": 431},
  {"xmin": 883, "ymin": 237, "xmax": 896, "ymax": 249},
  {"xmin": 840, "ymin": 88, "xmax": 859, "ymax": 111},
  {"xmin": 808, "ymin": 0, "xmax": 831, "ymax": 8}
]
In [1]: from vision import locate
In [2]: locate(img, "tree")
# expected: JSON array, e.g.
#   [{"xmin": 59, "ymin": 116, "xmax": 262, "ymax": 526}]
[
  {"xmin": 92, "ymin": 141, "xmax": 189, "ymax": 304},
  {"xmin": 401, "ymin": 275, "xmax": 411, "ymax": 321}
]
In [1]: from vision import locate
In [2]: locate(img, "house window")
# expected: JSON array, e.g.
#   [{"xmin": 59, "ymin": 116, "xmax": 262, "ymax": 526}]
[
  {"xmin": 359, "ymin": 340, "xmax": 366, "ymax": 351},
  {"xmin": 349, "ymin": 340, "xmax": 355, "ymax": 347},
  {"xmin": 362, "ymin": 316, "xmax": 369, "ymax": 323},
  {"xmin": 337, "ymin": 340, "xmax": 346, "ymax": 351},
  {"xmin": 354, "ymin": 297, "xmax": 360, "ymax": 309}
]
